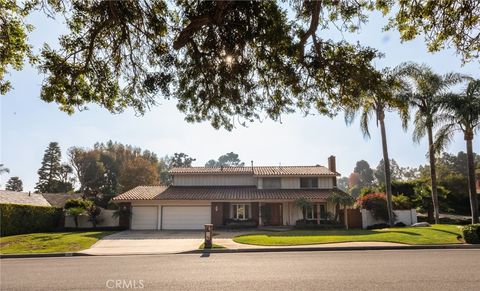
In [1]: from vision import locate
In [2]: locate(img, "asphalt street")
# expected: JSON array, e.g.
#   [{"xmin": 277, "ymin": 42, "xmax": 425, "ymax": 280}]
[{"xmin": 1, "ymin": 250, "xmax": 479, "ymax": 290}]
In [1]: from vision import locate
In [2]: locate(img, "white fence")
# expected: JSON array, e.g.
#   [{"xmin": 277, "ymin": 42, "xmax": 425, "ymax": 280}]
[
  {"xmin": 65, "ymin": 208, "xmax": 119, "ymax": 228},
  {"xmin": 361, "ymin": 209, "xmax": 417, "ymax": 229}
]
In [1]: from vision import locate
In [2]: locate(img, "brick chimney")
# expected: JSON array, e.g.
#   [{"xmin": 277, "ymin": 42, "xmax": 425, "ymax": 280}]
[{"xmin": 328, "ymin": 155, "xmax": 337, "ymax": 187}]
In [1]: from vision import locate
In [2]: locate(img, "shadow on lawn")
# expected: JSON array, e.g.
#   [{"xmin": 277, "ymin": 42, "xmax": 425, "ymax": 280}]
[
  {"xmin": 428, "ymin": 228, "xmax": 461, "ymax": 236},
  {"xmin": 14, "ymin": 231, "xmax": 113, "ymax": 242}
]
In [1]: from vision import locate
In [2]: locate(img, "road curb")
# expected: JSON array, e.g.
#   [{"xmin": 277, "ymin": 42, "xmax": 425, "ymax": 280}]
[
  {"xmin": 0, "ymin": 252, "xmax": 92, "ymax": 259},
  {"xmin": 2, "ymin": 244, "xmax": 478, "ymax": 258},
  {"xmin": 183, "ymin": 244, "xmax": 480, "ymax": 254}
]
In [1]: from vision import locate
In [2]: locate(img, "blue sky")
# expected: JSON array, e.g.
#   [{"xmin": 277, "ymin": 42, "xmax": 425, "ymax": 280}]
[{"xmin": 1, "ymin": 10, "xmax": 479, "ymax": 192}]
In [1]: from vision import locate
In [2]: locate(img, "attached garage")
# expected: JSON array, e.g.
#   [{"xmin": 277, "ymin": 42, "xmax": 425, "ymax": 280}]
[
  {"xmin": 162, "ymin": 206, "xmax": 211, "ymax": 230},
  {"xmin": 131, "ymin": 206, "xmax": 158, "ymax": 230}
]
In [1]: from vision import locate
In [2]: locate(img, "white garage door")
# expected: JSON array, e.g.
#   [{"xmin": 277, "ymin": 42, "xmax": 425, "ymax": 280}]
[
  {"xmin": 162, "ymin": 206, "xmax": 211, "ymax": 230},
  {"xmin": 131, "ymin": 206, "xmax": 158, "ymax": 230}
]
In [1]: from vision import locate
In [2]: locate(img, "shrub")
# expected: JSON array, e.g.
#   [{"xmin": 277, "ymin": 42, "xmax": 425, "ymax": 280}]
[
  {"xmin": 462, "ymin": 224, "xmax": 480, "ymax": 244},
  {"xmin": 357, "ymin": 193, "xmax": 389, "ymax": 221},
  {"xmin": 393, "ymin": 194, "xmax": 412, "ymax": 210},
  {"xmin": 394, "ymin": 222, "xmax": 406, "ymax": 227},
  {"xmin": 0, "ymin": 203, "xmax": 63, "ymax": 236},
  {"xmin": 366, "ymin": 223, "xmax": 389, "ymax": 230},
  {"xmin": 224, "ymin": 219, "xmax": 257, "ymax": 229},
  {"xmin": 66, "ymin": 207, "xmax": 85, "ymax": 228},
  {"xmin": 85, "ymin": 204, "xmax": 102, "ymax": 228},
  {"xmin": 295, "ymin": 219, "xmax": 343, "ymax": 230},
  {"xmin": 64, "ymin": 198, "xmax": 90, "ymax": 210}
]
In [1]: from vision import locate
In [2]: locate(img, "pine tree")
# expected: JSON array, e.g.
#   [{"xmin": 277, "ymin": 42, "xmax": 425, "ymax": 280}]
[
  {"xmin": 35, "ymin": 142, "xmax": 64, "ymax": 193},
  {"xmin": 5, "ymin": 177, "xmax": 23, "ymax": 192}
]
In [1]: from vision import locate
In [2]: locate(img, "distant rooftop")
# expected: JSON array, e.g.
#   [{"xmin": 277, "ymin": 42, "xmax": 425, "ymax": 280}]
[
  {"xmin": 169, "ymin": 165, "xmax": 338, "ymax": 176},
  {"xmin": 0, "ymin": 190, "xmax": 50, "ymax": 207}
]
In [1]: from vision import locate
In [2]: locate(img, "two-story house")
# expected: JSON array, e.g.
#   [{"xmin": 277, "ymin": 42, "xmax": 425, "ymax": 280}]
[{"xmin": 113, "ymin": 156, "xmax": 347, "ymax": 230}]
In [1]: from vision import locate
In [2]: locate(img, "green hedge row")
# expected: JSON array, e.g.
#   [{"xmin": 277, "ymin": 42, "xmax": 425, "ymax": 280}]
[
  {"xmin": 0, "ymin": 203, "xmax": 63, "ymax": 236},
  {"xmin": 462, "ymin": 224, "xmax": 480, "ymax": 244}
]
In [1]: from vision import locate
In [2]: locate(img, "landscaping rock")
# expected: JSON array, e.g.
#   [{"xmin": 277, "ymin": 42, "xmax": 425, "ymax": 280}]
[{"xmin": 412, "ymin": 222, "xmax": 431, "ymax": 227}]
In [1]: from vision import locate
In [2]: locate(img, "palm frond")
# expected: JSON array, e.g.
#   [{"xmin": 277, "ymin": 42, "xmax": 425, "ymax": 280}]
[
  {"xmin": 412, "ymin": 111, "xmax": 427, "ymax": 143},
  {"xmin": 360, "ymin": 109, "xmax": 372, "ymax": 138},
  {"xmin": 434, "ymin": 123, "xmax": 457, "ymax": 154}
]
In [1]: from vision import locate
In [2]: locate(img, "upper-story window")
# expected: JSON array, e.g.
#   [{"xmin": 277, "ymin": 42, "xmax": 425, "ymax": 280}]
[
  {"xmin": 263, "ymin": 177, "xmax": 281, "ymax": 189},
  {"xmin": 300, "ymin": 177, "xmax": 318, "ymax": 188}
]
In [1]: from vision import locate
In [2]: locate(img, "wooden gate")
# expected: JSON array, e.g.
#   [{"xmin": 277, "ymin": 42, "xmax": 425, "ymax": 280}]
[{"xmin": 339, "ymin": 208, "xmax": 363, "ymax": 229}]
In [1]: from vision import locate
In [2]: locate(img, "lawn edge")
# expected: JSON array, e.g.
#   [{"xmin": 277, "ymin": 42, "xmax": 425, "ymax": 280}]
[
  {"xmin": 182, "ymin": 243, "xmax": 480, "ymax": 255},
  {"xmin": 0, "ymin": 252, "xmax": 93, "ymax": 259}
]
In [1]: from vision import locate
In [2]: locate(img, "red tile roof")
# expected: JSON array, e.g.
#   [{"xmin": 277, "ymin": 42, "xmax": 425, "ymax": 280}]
[
  {"xmin": 170, "ymin": 165, "xmax": 338, "ymax": 176},
  {"xmin": 112, "ymin": 186, "xmax": 168, "ymax": 201},
  {"xmin": 113, "ymin": 186, "xmax": 344, "ymax": 201}
]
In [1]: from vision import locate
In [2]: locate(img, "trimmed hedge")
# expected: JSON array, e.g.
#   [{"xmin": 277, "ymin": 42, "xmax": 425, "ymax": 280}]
[
  {"xmin": 0, "ymin": 203, "xmax": 63, "ymax": 236},
  {"xmin": 223, "ymin": 219, "xmax": 258, "ymax": 229},
  {"xmin": 295, "ymin": 220, "xmax": 344, "ymax": 230},
  {"xmin": 462, "ymin": 224, "xmax": 480, "ymax": 244}
]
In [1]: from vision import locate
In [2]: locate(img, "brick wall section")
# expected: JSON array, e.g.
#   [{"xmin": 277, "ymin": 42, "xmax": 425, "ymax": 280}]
[
  {"xmin": 251, "ymin": 202, "xmax": 259, "ymax": 225},
  {"xmin": 223, "ymin": 202, "xmax": 230, "ymax": 222},
  {"xmin": 211, "ymin": 202, "xmax": 224, "ymax": 227},
  {"xmin": 118, "ymin": 202, "xmax": 131, "ymax": 229}
]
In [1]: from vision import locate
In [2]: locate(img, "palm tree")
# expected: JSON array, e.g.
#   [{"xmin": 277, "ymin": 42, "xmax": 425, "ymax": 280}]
[
  {"xmin": 328, "ymin": 192, "xmax": 355, "ymax": 229},
  {"xmin": 398, "ymin": 63, "xmax": 465, "ymax": 224},
  {"xmin": 295, "ymin": 197, "xmax": 313, "ymax": 222},
  {"xmin": 345, "ymin": 68, "xmax": 409, "ymax": 226},
  {"xmin": 436, "ymin": 79, "xmax": 480, "ymax": 224}
]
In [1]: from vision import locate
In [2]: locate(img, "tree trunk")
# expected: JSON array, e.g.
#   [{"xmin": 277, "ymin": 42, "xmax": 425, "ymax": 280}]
[
  {"xmin": 344, "ymin": 205, "xmax": 349, "ymax": 230},
  {"xmin": 465, "ymin": 136, "xmax": 479, "ymax": 224},
  {"xmin": 378, "ymin": 111, "xmax": 395, "ymax": 226},
  {"xmin": 427, "ymin": 125, "xmax": 440, "ymax": 224},
  {"xmin": 335, "ymin": 203, "xmax": 340, "ymax": 221}
]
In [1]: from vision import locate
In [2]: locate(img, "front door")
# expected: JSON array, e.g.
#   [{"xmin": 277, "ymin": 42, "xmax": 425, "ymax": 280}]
[{"xmin": 267, "ymin": 203, "xmax": 283, "ymax": 226}]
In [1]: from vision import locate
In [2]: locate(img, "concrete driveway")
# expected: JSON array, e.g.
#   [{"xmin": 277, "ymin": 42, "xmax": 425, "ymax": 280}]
[{"xmin": 80, "ymin": 230, "xmax": 252, "ymax": 255}]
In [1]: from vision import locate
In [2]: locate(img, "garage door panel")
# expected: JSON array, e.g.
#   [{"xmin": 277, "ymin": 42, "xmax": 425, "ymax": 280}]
[
  {"xmin": 162, "ymin": 206, "xmax": 210, "ymax": 230},
  {"xmin": 131, "ymin": 206, "xmax": 158, "ymax": 230}
]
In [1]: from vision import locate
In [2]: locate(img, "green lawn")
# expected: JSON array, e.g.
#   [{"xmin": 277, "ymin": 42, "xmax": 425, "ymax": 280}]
[
  {"xmin": 198, "ymin": 243, "xmax": 226, "ymax": 250},
  {"xmin": 0, "ymin": 231, "xmax": 114, "ymax": 254},
  {"xmin": 233, "ymin": 224, "xmax": 463, "ymax": 246}
]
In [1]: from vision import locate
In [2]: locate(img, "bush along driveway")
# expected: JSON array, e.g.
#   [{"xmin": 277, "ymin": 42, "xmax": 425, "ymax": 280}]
[
  {"xmin": 233, "ymin": 224, "xmax": 464, "ymax": 246},
  {"xmin": 0, "ymin": 231, "xmax": 115, "ymax": 254}
]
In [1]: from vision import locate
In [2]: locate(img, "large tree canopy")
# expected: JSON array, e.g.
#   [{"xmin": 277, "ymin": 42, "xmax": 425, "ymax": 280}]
[
  {"xmin": 382, "ymin": 0, "xmax": 480, "ymax": 63},
  {"xmin": 2, "ymin": 0, "xmax": 383, "ymax": 129}
]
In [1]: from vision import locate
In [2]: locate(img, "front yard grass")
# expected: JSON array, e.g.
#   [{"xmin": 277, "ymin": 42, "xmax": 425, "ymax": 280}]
[
  {"xmin": 233, "ymin": 224, "xmax": 463, "ymax": 246},
  {"xmin": 0, "ymin": 231, "xmax": 114, "ymax": 254}
]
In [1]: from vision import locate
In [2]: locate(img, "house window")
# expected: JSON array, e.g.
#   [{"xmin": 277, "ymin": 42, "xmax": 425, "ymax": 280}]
[
  {"xmin": 232, "ymin": 204, "xmax": 250, "ymax": 220},
  {"xmin": 263, "ymin": 178, "xmax": 281, "ymax": 189},
  {"xmin": 300, "ymin": 177, "xmax": 318, "ymax": 188},
  {"xmin": 306, "ymin": 205, "xmax": 318, "ymax": 220},
  {"xmin": 305, "ymin": 204, "xmax": 326, "ymax": 220}
]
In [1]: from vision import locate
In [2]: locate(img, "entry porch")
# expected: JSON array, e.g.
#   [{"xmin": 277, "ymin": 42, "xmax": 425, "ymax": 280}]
[{"xmin": 211, "ymin": 201, "xmax": 336, "ymax": 227}]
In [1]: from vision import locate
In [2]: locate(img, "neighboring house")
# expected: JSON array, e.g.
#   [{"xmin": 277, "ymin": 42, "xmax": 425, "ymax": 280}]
[
  {"xmin": 113, "ymin": 156, "xmax": 346, "ymax": 230},
  {"xmin": 0, "ymin": 190, "xmax": 51, "ymax": 207},
  {"xmin": 42, "ymin": 193, "xmax": 83, "ymax": 208}
]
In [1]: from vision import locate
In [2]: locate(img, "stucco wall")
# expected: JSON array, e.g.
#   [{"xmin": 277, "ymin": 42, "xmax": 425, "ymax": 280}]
[
  {"xmin": 65, "ymin": 208, "xmax": 119, "ymax": 228},
  {"xmin": 361, "ymin": 209, "xmax": 418, "ymax": 229}
]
